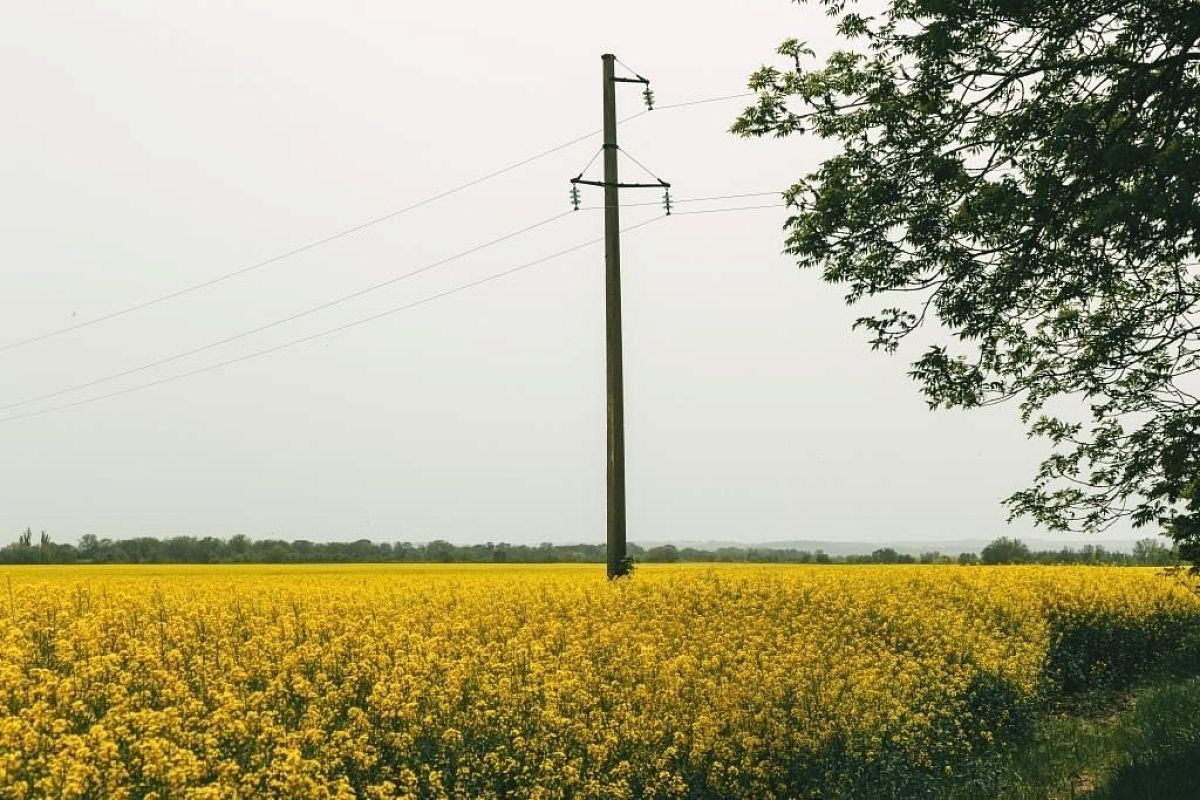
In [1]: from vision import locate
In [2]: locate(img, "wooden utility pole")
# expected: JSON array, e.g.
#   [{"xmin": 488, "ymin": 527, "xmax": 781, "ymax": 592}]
[
  {"xmin": 569, "ymin": 55, "xmax": 668, "ymax": 579},
  {"xmin": 601, "ymin": 53, "xmax": 628, "ymax": 580}
]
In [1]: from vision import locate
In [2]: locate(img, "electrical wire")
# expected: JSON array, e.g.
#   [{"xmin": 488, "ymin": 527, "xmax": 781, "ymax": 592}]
[
  {"xmin": 655, "ymin": 92, "xmax": 756, "ymax": 111},
  {"xmin": 0, "ymin": 91, "xmax": 753, "ymax": 355},
  {"xmin": 671, "ymin": 203, "xmax": 786, "ymax": 216},
  {"xmin": 0, "ymin": 211, "xmax": 576, "ymax": 412},
  {"xmin": 671, "ymin": 191, "xmax": 782, "ymax": 203},
  {"xmin": 1, "ymin": 196, "xmax": 783, "ymax": 413},
  {"xmin": 578, "ymin": 192, "xmax": 783, "ymax": 211},
  {"xmin": 0, "ymin": 216, "xmax": 668, "ymax": 425},
  {"xmin": 0, "ymin": 204, "xmax": 784, "ymax": 425},
  {"xmin": 0, "ymin": 140, "xmax": 595, "ymax": 356}
]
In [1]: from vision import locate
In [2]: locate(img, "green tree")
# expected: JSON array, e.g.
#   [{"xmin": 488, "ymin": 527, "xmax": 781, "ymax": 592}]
[
  {"xmin": 228, "ymin": 534, "xmax": 250, "ymax": 560},
  {"xmin": 644, "ymin": 544, "xmax": 681, "ymax": 563},
  {"xmin": 1132, "ymin": 536, "xmax": 1178, "ymax": 565},
  {"xmin": 78, "ymin": 534, "xmax": 100, "ymax": 560},
  {"xmin": 981, "ymin": 537, "xmax": 1033, "ymax": 565},
  {"xmin": 426, "ymin": 540, "xmax": 457, "ymax": 563},
  {"xmin": 871, "ymin": 547, "xmax": 901, "ymax": 564},
  {"xmin": 735, "ymin": 1, "xmax": 1200, "ymax": 565}
]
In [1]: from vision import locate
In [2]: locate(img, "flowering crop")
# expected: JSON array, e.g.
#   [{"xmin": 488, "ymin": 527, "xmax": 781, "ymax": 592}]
[{"xmin": 0, "ymin": 564, "xmax": 1196, "ymax": 799}]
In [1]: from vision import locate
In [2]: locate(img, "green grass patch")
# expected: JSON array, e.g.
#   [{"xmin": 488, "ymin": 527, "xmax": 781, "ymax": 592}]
[{"xmin": 987, "ymin": 675, "xmax": 1200, "ymax": 799}]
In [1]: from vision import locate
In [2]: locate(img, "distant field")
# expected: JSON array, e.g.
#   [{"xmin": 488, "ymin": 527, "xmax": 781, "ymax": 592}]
[{"xmin": 1, "ymin": 564, "xmax": 1197, "ymax": 798}]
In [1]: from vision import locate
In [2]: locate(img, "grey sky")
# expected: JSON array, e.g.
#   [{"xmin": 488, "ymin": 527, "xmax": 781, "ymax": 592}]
[{"xmin": 0, "ymin": 1, "xmax": 1126, "ymax": 547}]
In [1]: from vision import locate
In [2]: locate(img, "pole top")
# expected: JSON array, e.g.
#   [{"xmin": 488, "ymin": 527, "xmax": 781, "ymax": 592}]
[{"xmin": 602, "ymin": 53, "xmax": 615, "ymax": 60}]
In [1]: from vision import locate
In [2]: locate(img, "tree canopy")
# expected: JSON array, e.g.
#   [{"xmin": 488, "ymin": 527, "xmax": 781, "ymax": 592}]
[
  {"xmin": 735, "ymin": 0, "xmax": 1200, "ymax": 564},
  {"xmin": 981, "ymin": 536, "xmax": 1033, "ymax": 565},
  {"xmin": 1, "ymin": 531, "xmax": 1178, "ymax": 566}
]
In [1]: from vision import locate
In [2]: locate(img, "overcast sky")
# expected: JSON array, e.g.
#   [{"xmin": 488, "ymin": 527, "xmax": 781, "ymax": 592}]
[{"xmin": 0, "ymin": 1, "xmax": 1135, "ymax": 547}]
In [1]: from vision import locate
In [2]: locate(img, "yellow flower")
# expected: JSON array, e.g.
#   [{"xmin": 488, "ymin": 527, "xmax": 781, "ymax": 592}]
[{"xmin": 0, "ymin": 563, "xmax": 1194, "ymax": 798}]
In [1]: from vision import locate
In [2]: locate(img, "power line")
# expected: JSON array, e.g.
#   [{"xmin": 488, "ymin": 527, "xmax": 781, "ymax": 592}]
[
  {"xmin": 0, "ymin": 136, "xmax": 599, "ymax": 356},
  {"xmin": 655, "ymin": 92, "xmax": 755, "ymax": 111},
  {"xmin": 0, "ymin": 204, "xmax": 779, "ymax": 425},
  {"xmin": 665, "ymin": 191, "xmax": 781, "ymax": 204},
  {"xmin": 0, "ymin": 210, "xmax": 577, "ymax": 412},
  {"xmin": 0, "ymin": 216, "xmax": 664, "ymax": 425},
  {"xmin": 1, "ymin": 195, "xmax": 781, "ymax": 413},
  {"xmin": 580, "ymin": 191, "xmax": 782, "ymax": 210},
  {"xmin": 671, "ymin": 203, "xmax": 786, "ymax": 216},
  {"xmin": 0, "ymin": 91, "xmax": 754, "ymax": 355}
]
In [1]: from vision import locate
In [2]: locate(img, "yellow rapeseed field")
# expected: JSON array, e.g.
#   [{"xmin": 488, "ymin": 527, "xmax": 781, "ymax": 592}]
[{"xmin": 0, "ymin": 564, "xmax": 1197, "ymax": 799}]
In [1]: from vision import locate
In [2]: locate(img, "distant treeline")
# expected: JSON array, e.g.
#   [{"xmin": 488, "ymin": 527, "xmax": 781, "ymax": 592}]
[{"xmin": 0, "ymin": 530, "xmax": 1184, "ymax": 567}]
